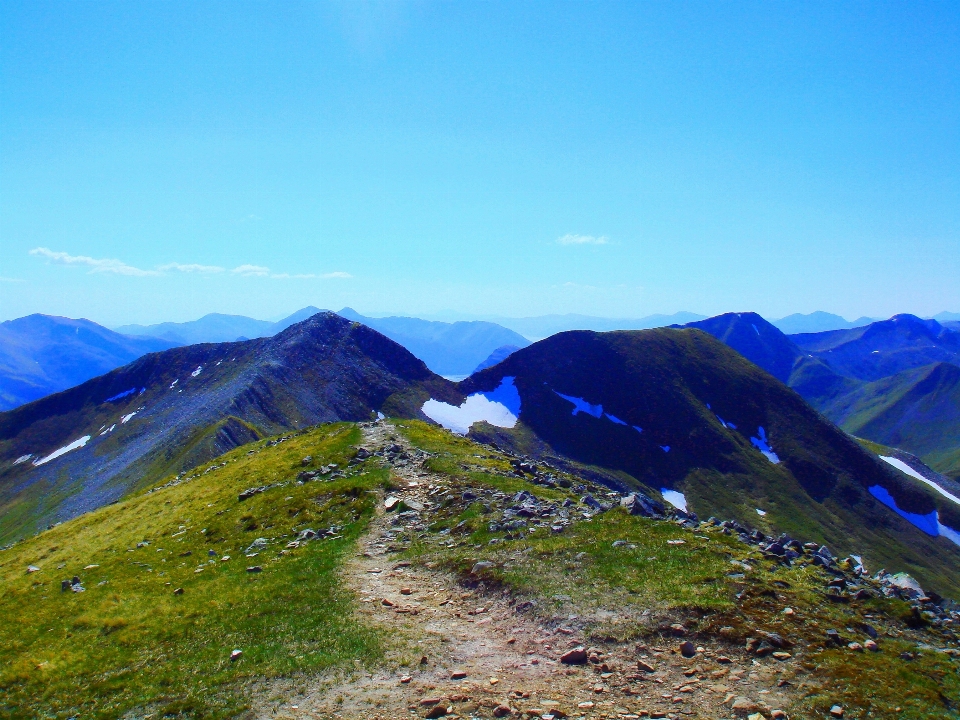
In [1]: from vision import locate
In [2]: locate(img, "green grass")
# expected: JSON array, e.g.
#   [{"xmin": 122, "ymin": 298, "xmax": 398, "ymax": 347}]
[{"xmin": 0, "ymin": 423, "xmax": 388, "ymax": 719}]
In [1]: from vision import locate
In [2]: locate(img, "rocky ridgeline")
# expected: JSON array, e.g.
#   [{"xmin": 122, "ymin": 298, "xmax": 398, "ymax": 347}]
[{"xmin": 352, "ymin": 424, "xmax": 960, "ymax": 653}]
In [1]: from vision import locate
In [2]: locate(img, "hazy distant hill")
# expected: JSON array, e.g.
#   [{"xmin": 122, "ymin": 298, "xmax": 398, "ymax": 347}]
[
  {"xmin": 336, "ymin": 308, "xmax": 530, "ymax": 377},
  {"xmin": 772, "ymin": 311, "xmax": 875, "ymax": 335},
  {"xmin": 485, "ymin": 311, "xmax": 707, "ymax": 340},
  {"xmin": 115, "ymin": 307, "xmax": 320, "ymax": 345},
  {"xmin": 0, "ymin": 315, "xmax": 177, "ymax": 411},
  {"xmin": 0, "ymin": 312, "xmax": 455, "ymax": 541}
]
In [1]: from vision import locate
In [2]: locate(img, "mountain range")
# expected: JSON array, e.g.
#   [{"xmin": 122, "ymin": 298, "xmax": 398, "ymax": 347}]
[
  {"xmin": 4, "ymin": 311, "xmax": 960, "ymax": 598},
  {"xmin": 677, "ymin": 312, "xmax": 960, "ymax": 482}
]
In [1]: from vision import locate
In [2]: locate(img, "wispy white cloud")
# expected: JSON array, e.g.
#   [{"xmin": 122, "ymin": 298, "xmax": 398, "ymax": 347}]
[
  {"xmin": 159, "ymin": 262, "xmax": 225, "ymax": 274},
  {"xmin": 557, "ymin": 234, "xmax": 609, "ymax": 246},
  {"xmin": 0, "ymin": 276, "xmax": 25, "ymax": 283},
  {"xmin": 30, "ymin": 248, "xmax": 351, "ymax": 281},
  {"xmin": 231, "ymin": 264, "xmax": 271, "ymax": 277},
  {"xmin": 30, "ymin": 247, "xmax": 161, "ymax": 276}
]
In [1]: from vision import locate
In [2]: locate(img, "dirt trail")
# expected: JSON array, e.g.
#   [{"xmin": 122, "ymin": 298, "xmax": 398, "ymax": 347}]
[{"xmin": 250, "ymin": 422, "xmax": 800, "ymax": 720}]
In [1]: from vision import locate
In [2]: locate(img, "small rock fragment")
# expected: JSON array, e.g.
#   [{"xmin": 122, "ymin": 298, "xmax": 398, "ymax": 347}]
[
  {"xmin": 560, "ymin": 647, "xmax": 588, "ymax": 664},
  {"xmin": 679, "ymin": 641, "xmax": 697, "ymax": 658},
  {"xmin": 830, "ymin": 706, "xmax": 844, "ymax": 718},
  {"xmin": 230, "ymin": 649, "xmax": 242, "ymax": 661}
]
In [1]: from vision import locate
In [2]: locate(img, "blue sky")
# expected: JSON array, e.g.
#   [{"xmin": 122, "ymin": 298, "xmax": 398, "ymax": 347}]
[{"xmin": 1, "ymin": 1, "xmax": 957, "ymax": 325}]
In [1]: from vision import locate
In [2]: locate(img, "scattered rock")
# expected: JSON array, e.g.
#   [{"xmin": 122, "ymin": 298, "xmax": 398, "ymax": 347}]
[
  {"xmin": 829, "ymin": 705, "xmax": 844, "ymax": 718},
  {"xmin": 27, "ymin": 565, "xmax": 39, "ymax": 573},
  {"xmin": 493, "ymin": 705, "xmax": 513, "ymax": 717},
  {"xmin": 230, "ymin": 649, "xmax": 242, "ymax": 661},
  {"xmin": 450, "ymin": 670, "xmax": 467, "ymax": 679},
  {"xmin": 471, "ymin": 561, "xmax": 494, "ymax": 574},
  {"xmin": 679, "ymin": 641, "xmax": 697, "ymax": 658},
  {"xmin": 246, "ymin": 566, "xmax": 262, "ymax": 573},
  {"xmin": 637, "ymin": 660, "xmax": 656, "ymax": 672},
  {"xmin": 173, "ymin": 587, "xmax": 184, "ymax": 595},
  {"xmin": 560, "ymin": 647, "xmax": 588, "ymax": 664}
]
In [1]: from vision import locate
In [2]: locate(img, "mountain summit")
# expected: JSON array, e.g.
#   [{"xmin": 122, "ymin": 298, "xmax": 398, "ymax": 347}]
[{"xmin": 0, "ymin": 312, "xmax": 453, "ymax": 541}]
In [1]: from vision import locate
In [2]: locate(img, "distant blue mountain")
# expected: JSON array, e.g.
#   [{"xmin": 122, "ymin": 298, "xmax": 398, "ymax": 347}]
[
  {"xmin": 336, "ymin": 308, "xmax": 530, "ymax": 377},
  {"xmin": 772, "ymin": 311, "xmax": 876, "ymax": 335},
  {"xmin": 473, "ymin": 345, "xmax": 523, "ymax": 373},
  {"xmin": 0, "ymin": 315, "xmax": 177, "ymax": 411},
  {"xmin": 485, "ymin": 311, "xmax": 707, "ymax": 340}
]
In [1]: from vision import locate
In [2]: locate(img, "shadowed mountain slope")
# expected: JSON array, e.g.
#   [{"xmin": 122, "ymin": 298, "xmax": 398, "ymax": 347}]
[
  {"xmin": 824, "ymin": 362, "xmax": 960, "ymax": 482},
  {"xmin": 446, "ymin": 328, "xmax": 960, "ymax": 595},
  {"xmin": 0, "ymin": 312, "xmax": 455, "ymax": 542},
  {"xmin": 0, "ymin": 315, "xmax": 178, "ymax": 411}
]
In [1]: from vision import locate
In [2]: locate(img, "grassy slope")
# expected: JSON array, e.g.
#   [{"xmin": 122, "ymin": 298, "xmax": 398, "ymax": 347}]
[
  {"xmin": 2, "ymin": 419, "xmax": 959, "ymax": 719},
  {"xmin": 0, "ymin": 423, "xmax": 389, "ymax": 720}
]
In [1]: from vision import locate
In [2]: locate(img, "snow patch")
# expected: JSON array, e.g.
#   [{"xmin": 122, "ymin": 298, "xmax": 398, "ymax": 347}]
[
  {"xmin": 632, "ymin": 425, "xmax": 643, "ymax": 434},
  {"xmin": 169, "ymin": 379, "xmax": 178, "ymax": 389},
  {"xmin": 605, "ymin": 413, "xmax": 627, "ymax": 426},
  {"xmin": 99, "ymin": 424, "xmax": 116, "ymax": 436},
  {"xmin": 191, "ymin": 366, "xmax": 203, "ymax": 377},
  {"xmin": 752, "ymin": 323, "xmax": 760, "ymax": 336},
  {"xmin": 750, "ymin": 427, "xmax": 780, "ymax": 464},
  {"xmin": 660, "ymin": 445, "xmax": 671, "ymax": 453},
  {"xmin": 121, "ymin": 412, "xmax": 137, "ymax": 424},
  {"xmin": 13, "ymin": 454, "xmax": 32, "ymax": 465},
  {"xmin": 756, "ymin": 508, "xmax": 767, "ymax": 516},
  {"xmin": 34, "ymin": 436, "xmax": 91, "ymax": 466},
  {"xmin": 377, "ymin": 411, "xmax": 385, "ymax": 420},
  {"xmin": 717, "ymin": 415, "xmax": 737, "ymax": 430},
  {"xmin": 554, "ymin": 392, "xmax": 603, "ymax": 418},
  {"xmin": 869, "ymin": 485, "xmax": 942, "ymax": 536},
  {"xmin": 661, "ymin": 489, "xmax": 687, "ymax": 512},
  {"xmin": 879, "ymin": 456, "xmax": 960, "ymax": 506},
  {"xmin": 422, "ymin": 376, "xmax": 521, "ymax": 435}
]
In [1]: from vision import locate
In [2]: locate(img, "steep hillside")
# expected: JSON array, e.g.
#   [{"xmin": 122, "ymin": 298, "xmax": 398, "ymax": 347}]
[
  {"xmin": 791, "ymin": 314, "xmax": 960, "ymax": 382},
  {"xmin": 824, "ymin": 363, "xmax": 960, "ymax": 481},
  {"xmin": 0, "ymin": 315, "xmax": 178, "ymax": 411},
  {"xmin": 425, "ymin": 328, "xmax": 960, "ymax": 595},
  {"xmin": 0, "ymin": 313, "xmax": 454, "ymax": 543},
  {"xmin": 337, "ymin": 308, "xmax": 531, "ymax": 377}
]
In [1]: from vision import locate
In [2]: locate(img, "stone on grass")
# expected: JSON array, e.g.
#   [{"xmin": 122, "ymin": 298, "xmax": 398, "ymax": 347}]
[
  {"xmin": 471, "ymin": 561, "xmax": 494, "ymax": 574},
  {"xmin": 830, "ymin": 706, "xmax": 844, "ymax": 718},
  {"xmin": 230, "ymin": 649, "xmax": 242, "ymax": 661}
]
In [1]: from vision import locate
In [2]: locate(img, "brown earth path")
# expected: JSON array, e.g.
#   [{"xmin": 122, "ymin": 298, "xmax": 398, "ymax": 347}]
[{"xmin": 250, "ymin": 421, "xmax": 800, "ymax": 720}]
